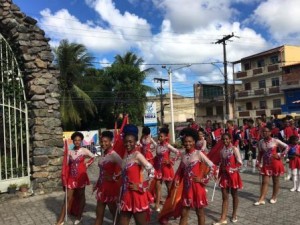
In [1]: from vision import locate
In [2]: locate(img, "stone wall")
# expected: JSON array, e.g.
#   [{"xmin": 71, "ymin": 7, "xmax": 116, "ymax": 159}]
[{"xmin": 0, "ymin": 0, "xmax": 63, "ymax": 194}]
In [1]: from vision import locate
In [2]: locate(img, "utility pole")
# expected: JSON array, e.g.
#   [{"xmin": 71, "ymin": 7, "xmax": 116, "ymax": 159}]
[
  {"xmin": 215, "ymin": 33, "xmax": 235, "ymax": 121},
  {"xmin": 154, "ymin": 78, "xmax": 168, "ymax": 126}
]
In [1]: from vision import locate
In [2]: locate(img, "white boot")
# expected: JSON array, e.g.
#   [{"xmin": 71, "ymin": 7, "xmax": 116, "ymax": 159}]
[
  {"xmin": 285, "ymin": 168, "xmax": 292, "ymax": 181},
  {"xmin": 297, "ymin": 173, "xmax": 300, "ymax": 192},
  {"xmin": 290, "ymin": 175, "xmax": 297, "ymax": 192},
  {"xmin": 240, "ymin": 160, "xmax": 248, "ymax": 172},
  {"xmin": 252, "ymin": 159, "xmax": 256, "ymax": 173}
]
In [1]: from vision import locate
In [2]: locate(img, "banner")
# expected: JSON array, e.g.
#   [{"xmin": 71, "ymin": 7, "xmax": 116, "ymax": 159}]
[{"xmin": 144, "ymin": 102, "xmax": 158, "ymax": 126}]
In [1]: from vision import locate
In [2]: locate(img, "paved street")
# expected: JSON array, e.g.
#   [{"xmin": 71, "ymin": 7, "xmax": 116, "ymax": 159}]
[{"xmin": 0, "ymin": 162, "xmax": 299, "ymax": 225}]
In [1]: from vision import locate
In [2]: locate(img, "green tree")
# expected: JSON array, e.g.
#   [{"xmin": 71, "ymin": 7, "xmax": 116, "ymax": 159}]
[
  {"xmin": 54, "ymin": 39, "xmax": 97, "ymax": 130},
  {"xmin": 104, "ymin": 52, "xmax": 156, "ymax": 125}
]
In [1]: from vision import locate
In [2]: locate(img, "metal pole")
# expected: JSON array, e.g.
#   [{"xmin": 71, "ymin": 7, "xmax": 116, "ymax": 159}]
[
  {"xmin": 223, "ymin": 42, "xmax": 229, "ymax": 120},
  {"xmin": 168, "ymin": 69, "xmax": 175, "ymax": 144}
]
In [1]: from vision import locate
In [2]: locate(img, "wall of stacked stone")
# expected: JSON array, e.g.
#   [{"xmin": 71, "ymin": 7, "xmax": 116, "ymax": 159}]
[{"xmin": 0, "ymin": 0, "xmax": 64, "ymax": 194}]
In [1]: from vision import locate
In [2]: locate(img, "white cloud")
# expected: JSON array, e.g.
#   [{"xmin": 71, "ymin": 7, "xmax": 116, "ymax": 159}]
[
  {"xmin": 252, "ymin": 0, "xmax": 300, "ymax": 41},
  {"xmin": 99, "ymin": 58, "xmax": 111, "ymax": 68}
]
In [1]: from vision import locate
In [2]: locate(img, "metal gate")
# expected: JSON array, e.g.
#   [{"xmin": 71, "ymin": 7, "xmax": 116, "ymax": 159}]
[{"xmin": 0, "ymin": 34, "xmax": 30, "ymax": 192}]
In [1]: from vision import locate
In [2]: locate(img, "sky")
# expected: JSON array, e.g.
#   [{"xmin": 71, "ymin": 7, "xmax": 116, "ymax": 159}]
[{"xmin": 13, "ymin": 0, "xmax": 300, "ymax": 97}]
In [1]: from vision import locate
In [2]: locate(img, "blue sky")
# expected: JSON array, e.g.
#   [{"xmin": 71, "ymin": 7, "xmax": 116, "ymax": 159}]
[{"xmin": 13, "ymin": 0, "xmax": 300, "ymax": 97}]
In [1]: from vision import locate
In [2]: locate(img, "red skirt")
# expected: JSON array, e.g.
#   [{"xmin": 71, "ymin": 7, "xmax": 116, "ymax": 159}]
[
  {"xmin": 67, "ymin": 173, "xmax": 90, "ymax": 189},
  {"xmin": 181, "ymin": 182, "xmax": 208, "ymax": 208},
  {"xmin": 96, "ymin": 181, "xmax": 120, "ymax": 203},
  {"xmin": 144, "ymin": 150, "xmax": 154, "ymax": 165},
  {"xmin": 289, "ymin": 157, "xmax": 300, "ymax": 170},
  {"xmin": 260, "ymin": 159, "xmax": 285, "ymax": 176},
  {"xmin": 120, "ymin": 190, "xmax": 154, "ymax": 213},
  {"xmin": 219, "ymin": 171, "xmax": 243, "ymax": 189},
  {"xmin": 155, "ymin": 164, "xmax": 174, "ymax": 181}
]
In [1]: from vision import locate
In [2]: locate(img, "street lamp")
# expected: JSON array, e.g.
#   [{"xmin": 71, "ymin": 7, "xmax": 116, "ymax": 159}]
[{"xmin": 162, "ymin": 64, "xmax": 192, "ymax": 143}]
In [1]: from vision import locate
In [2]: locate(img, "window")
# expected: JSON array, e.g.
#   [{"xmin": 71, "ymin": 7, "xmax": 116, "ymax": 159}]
[
  {"xmin": 259, "ymin": 100, "xmax": 267, "ymax": 109},
  {"xmin": 206, "ymin": 107, "xmax": 213, "ymax": 116},
  {"xmin": 244, "ymin": 62, "xmax": 251, "ymax": 70},
  {"xmin": 257, "ymin": 59, "xmax": 265, "ymax": 67},
  {"xmin": 246, "ymin": 102, "xmax": 253, "ymax": 110},
  {"xmin": 258, "ymin": 80, "xmax": 266, "ymax": 89},
  {"xmin": 272, "ymin": 77, "xmax": 280, "ymax": 86},
  {"xmin": 273, "ymin": 99, "xmax": 281, "ymax": 108},
  {"xmin": 244, "ymin": 82, "xmax": 251, "ymax": 90},
  {"xmin": 216, "ymin": 106, "xmax": 223, "ymax": 115},
  {"xmin": 203, "ymin": 85, "xmax": 223, "ymax": 99},
  {"xmin": 270, "ymin": 55, "xmax": 279, "ymax": 64}
]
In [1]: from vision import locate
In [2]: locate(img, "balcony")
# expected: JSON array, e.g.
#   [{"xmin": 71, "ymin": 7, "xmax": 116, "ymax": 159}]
[
  {"xmin": 239, "ymin": 111, "xmax": 250, "ymax": 117},
  {"xmin": 256, "ymin": 110, "xmax": 266, "ymax": 116},
  {"xmin": 281, "ymin": 79, "xmax": 300, "ymax": 91},
  {"xmin": 235, "ymin": 87, "xmax": 282, "ymax": 100},
  {"xmin": 234, "ymin": 63, "xmax": 281, "ymax": 80},
  {"xmin": 237, "ymin": 108, "xmax": 282, "ymax": 118}
]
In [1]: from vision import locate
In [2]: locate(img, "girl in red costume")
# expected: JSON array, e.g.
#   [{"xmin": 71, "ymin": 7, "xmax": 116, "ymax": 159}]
[
  {"xmin": 139, "ymin": 126, "xmax": 157, "ymax": 165},
  {"xmin": 254, "ymin": 127, "xmax": 288, "ymax": 206},
  {"xmin": 287, "ymin": 135, "xmax": 300, "ymax": 192},
  {"xmin": 119, "ymin": 124, "xmax": 155, "ymax": 225},
  {"xmin": 56, "ymin": 132, "xmax": 95, "ymax": 225},
  {"xmin": 196, "ymin": 129, "xmax": 207, "ymax": 152},
  {"xmin": 154, "ymin": 127, "xmax": 180, "ymax": 211},
  {"xmin": 175, "ymin": 128, "xmax": 216, "ymax": 225},
  {"xmin": 94, "ymin": 131, "xmax": 122, "ymax": 225},
  {"xmin": 213, "ymin": 133, "xmax": 243, "ymax": 225}
]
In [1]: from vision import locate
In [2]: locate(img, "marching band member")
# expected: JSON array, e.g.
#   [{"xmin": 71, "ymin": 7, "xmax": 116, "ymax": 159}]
[
  {"xmin": 196, "ymin": 128, "xmax": 207, "ymax": 152},
  {"xmin": 153, "ymin": 127, "xmax": 180, "ymax": 211},
  {"xmin": 213, "ymin": 133, "xmax": 243, "ymax": 225},
  {"xmin": 119, "ymin": 124, "xmax": 155, "ymax": 225},
  {"xmin": 287, "ymin": 135, "xmax": 300, "ymax": 192},
  {"xmin": 254, "ymin": 127, "xmax": 288, "ymax": 206},
  {"xmin": 139, "ymin": 126, "xmax": 157, "ymax": 165},
  {"xmin": 94, "ymin": 131, "xmax": 122, "ymax": 225},
  {"xmin": 56, "ymin": 132, "xmax": 95, "ymax": 225}
]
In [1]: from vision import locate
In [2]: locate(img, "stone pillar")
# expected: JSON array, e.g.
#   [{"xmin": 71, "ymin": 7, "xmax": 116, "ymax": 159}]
[{"xmin": 0, "ymin": 0, "xmax": 63, "ymax": 194}]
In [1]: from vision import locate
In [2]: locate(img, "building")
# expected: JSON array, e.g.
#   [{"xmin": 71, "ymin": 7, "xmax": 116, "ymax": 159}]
[
  {"xmin": 281, "ymin": 63, "xmax": 300, "ymax": 114},
  {"xmin": 233, "ymin": 45, "xmax": 300, "ymax": 122},
  {"xmin": 194, "ymin": 83, "xmax": 239, "ymax": 125},
  {"xmin": 147, "ymin": 94, "xmax": 195, "ymax": 125}
]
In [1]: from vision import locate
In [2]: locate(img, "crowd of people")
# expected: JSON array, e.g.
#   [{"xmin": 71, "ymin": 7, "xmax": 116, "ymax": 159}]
[{"xmin": 54, "ymin": 114, "xmax": 300, "ymax": 225}]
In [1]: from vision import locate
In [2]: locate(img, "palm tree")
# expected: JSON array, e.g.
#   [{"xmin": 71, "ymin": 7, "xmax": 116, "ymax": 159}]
[
  {"xmin": 105, "ymin": 52, "xmax": 157, "ymax": 125},
  {"xmin": 54, "ymin": 39, "xmax": 97, "ymax": 129}
]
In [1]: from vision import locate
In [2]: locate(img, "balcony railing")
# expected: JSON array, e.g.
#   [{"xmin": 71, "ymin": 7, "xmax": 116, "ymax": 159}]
[
  {"xmin": 236, "ymin": 87, "xmax": 282, "ymax": 99},
  {"xmin": 281, "ymin": 79, "xmax": 300, "ymax": 90},
  {"xmin": 237, "ymin": 108, "xmax": 282, "ymax": 118},
  {"xmin": 234, "ymin": 63, "xmax": 281, "ymax": 80}
]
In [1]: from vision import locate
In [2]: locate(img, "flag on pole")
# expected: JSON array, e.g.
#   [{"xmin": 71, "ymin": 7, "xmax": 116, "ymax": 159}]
[
  {"xmin": 114, "ymin": 114, "xmax": 129, "ymax": 158},
  {"xmin": 61, "ymin": 140, "xmax": 69, "ymax": 187}
]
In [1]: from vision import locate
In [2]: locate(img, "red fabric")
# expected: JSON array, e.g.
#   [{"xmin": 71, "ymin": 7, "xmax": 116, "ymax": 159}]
[
  {"xmin": 154, "ymin": 145, "xmax": 175, "ymax": 181},
  {"xmin": 120, "ymin": 163, "xmax": 153, "ymax": 213},
  {"xmin": 114, "ymin": 115, "xmax": 129, "ymax": 158},
  {"xmin": 271, "ymin": 127, "xmax": 280, "ymax": 138},
  {"xmin": 212, "ymin": 128, "xmax": 223, "ymax": 141},
  {"xmin": 219, "ymin": 149, "xmax": 243, "ymax": 189},
  {"xmin": 259, "ymin": 147, "xmax": 285, "ymax": 176},
  {"xmin": 288, "ymin": 145, "xmax": 300, "ymax": 170},
  {"xmin": 284, "ymin": 126, "xmax": 294, "ymax": 140},
  {"xmin": 207, "ymin": 141, "xmax": 223, "ymax": 165},
  {"xmin": 95, "ymin": 161, "xmax": 121, "ymax": 203},
  {"xmin": 66, "ymin": 155, "xmax": 90, "ymax": 189}
]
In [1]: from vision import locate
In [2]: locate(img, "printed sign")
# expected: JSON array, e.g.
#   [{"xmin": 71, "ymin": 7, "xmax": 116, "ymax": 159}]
[{"xmin": 144, "ymin": 102, "xmax": 158, "ymax": 125}]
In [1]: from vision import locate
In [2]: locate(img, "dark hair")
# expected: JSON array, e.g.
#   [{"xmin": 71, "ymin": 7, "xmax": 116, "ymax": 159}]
[
  {"xmin": 289, "ymin": 135, "xmax": 299, "ymax": 144},
  {"xmin": 123, "ymin": 124, "xmax": 139, "ymax": 140},
  {"xmin": 71, "ymin": 131, "xmax": 84, "ymax": 141},
  {"xmin": 222, "ymin": 133, "xmax": 232, "ymax": 140},
  {"xmin": 142, "ymin": 126, "xmax": 151, "ymax": 135},
  {"xmin": 198, "ymin": 127, "xmax": 205, "ymax": 133},
  {"xmin": 101, "ymin": 131, "xmax": 114, "ymax": 140},
  {"xmin": 180, "ymin": 128, "xmax": 199, "ymax": 142},
  {"xmin": 159, "ymin": 127, "xmax": 169, "ymax": 135},
  {"xmin": 248, "ymin": 118, "xmax": 254, "ymax": 124}
]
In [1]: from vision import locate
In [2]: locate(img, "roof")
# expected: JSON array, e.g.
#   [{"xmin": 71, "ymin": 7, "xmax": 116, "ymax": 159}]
[
  {"xmin": 232, "ymin": 45, "xmax": 285, "ymax": 64},
  {"xmin": 281, "ymin": 62, "xmax": 300, "ymax": 68}
]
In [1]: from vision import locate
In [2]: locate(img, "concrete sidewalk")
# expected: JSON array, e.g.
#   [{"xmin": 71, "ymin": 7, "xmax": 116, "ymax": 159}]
[{"xmin": 0, "ymin": 164, "xmax": 299, "ymax": 225}]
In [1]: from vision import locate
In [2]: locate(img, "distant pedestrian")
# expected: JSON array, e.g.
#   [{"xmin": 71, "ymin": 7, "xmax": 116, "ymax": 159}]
[{"xmin": 287, "ymin": 135, "xmax": 300, "ymax": 192}]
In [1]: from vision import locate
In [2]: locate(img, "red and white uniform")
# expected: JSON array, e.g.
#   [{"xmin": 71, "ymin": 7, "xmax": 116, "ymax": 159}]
[
  {"xmin": 257, "ymin": 138, "xmax": 288, "ymax": 176},
  {"xmin": 120, "ymin": 150, "xmax": 155, "ymax": 213},
  {"xmin": 139, "ymin": 135, "xmax": 157, "ymax": 165},
  {"xmin": 219, "ymin": 145, "xmax": 243, "ymax": 189},
  {"xmin": 175, "ymin": 149, "xmax": 215, "ymax": 208},
  {"xmin": 154, "ymin": 142, "xmax": 179, "ymax": 181},
  {"xmin": 95, "ymin": 149, "xmax": 122, "ymax": 203},
  {"xmin": 196, "ymin": 138, "xmax": 207, "ymax": 152},
  {"xmin": 67, "ymin": 148, "xmax": 95, "ymax": 189},
  {"xmin": 288, "ymin": 144, "xmax": 300, "ymax": 170}
]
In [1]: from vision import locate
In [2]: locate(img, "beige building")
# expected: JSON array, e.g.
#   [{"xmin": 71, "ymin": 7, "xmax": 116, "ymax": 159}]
[
  {"xmin": 147, "ymin": 94, "xmax": 195, "ymax": 125},
  {"xmin": 233, "ymin": 45, "xmax": 300, "ymax": 122},
  {"xmin": 194, "ymin": 83, "xmax": 240, "ymax": 125}
]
